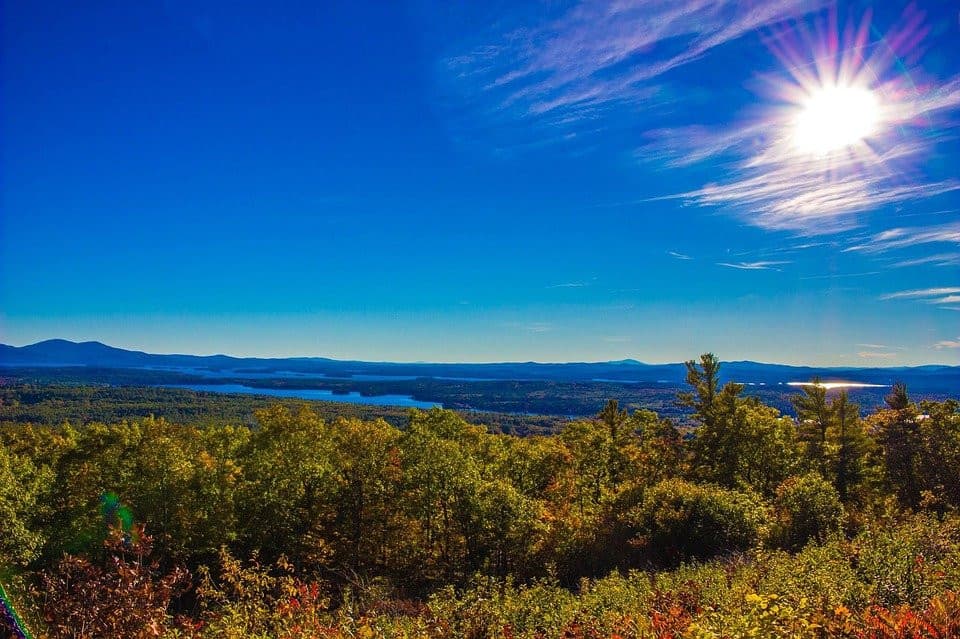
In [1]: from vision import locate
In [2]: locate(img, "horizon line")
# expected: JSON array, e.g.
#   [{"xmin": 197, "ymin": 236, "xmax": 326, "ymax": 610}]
[{"xmin": 2, "ymin": 338, "xmax": 957, "ymax": 370}]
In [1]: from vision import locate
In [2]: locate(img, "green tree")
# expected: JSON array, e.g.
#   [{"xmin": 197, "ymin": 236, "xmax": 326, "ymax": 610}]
[
  {"xmin": 326, "ymin": 416, "xmax": 403, "ymax": 577},
  {"xmin": 0, "ymin": 443, "xmax": 49, "ymax": 566},
  {"xmin": 560, "ymin": 419, "xmax": 613, "ymax": 512},
  {"xmin": 886, "ymin": 382, "xmax": 910, "ymax": 410},
  {"xmin": 598, "ymin": 400, "xmax": 632, "ymax": 488},
  {"xmin": 679, "ymin": 354, "xmax": 746, "ymax": 486},
  {"xmin": 915, "ymin": 399, "xmax": 960, "ymax": 509},
  {"xmin": 829, "ymin": 391, "xmax": 868, "ymax": 502},
  {"xmin": 680, "ymin": 355, "xmax": 797, "ymax": 492},
  {"xmin": 792, "ymin": 379, "xmax": 831, "ymax": 473},
  {"xmin": 399, "ymin": 408, "xmax": 484, "ymax": 588},
  {"xmin": 867, "ymin": 386, "xmax": 923, "ymax": 509},
  {"xmin": 634, "ymin": 411, "xmax": 686, "ymax": 484},
  {"xmin": 729, "ymin": 399, "xmax": 800, "ymax": 496},
  {"xmin": 236, "ymin": 405, "xmax": 336, "ymax": 569}
]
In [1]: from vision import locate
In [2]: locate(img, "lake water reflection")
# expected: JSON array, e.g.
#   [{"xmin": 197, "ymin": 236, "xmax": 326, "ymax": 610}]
[{"xmin": 163, "ymin": 383, "xmax": 441, "ymax": 408}]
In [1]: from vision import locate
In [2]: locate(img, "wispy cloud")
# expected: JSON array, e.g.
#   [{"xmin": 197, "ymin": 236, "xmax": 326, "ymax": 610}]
[
  {"xmin": 934, "ymin": 337, "xmax": 960, "ymax": 349},
  {"xmin": 717, "ymin": 260, "xmax": 790, "ymax": 271},
  {"xmin": 638, "ymin": 15, "xmax": 960, "ymax": 235},
  {"xmin": 667, "ymin": 251, "xmax": 693, "ymax": 260},
  {"xmin": 858, "ymin": 351, "xmax": 897, "ymax": 360},
  {"xmin": 799, "ymin": 271, "xmax": 880, "ymax": 280},
  {"xmin": 445, "ymin": 2, "xmax": 960, "ymax": 243},
  {"xmin": 857, "ymin": 342, "xmax": 904, "ymax": 360},
  {"xmin": 657, "ymin": 141, "xmax": 960, "ymax": 234},
  {"xmin": 522, "ymin": 322, "xmax": 553, "ymax": 333},
  {"xmin": 502, "ymin": 321, "xmax": 555, "ymax": 334},
  {"xmin": 546, "ymin": 282, "xmax": 587, "ymax": 289},
  {"xmin": 880, "ymin": 286, "xmax": 960, "ymax": 311},
  {"xmin": 444, "ymin": 0, "xmax": 823, "ymax": 134},
  {"xmin": 879, "ymin": 287, "xmax": 960, "ymax": 301},
  {"xmin": 891, "ymin": 253, "xmax": 960, "ymax": 268},
  {"xmin": 844, "ymin": 221, "xmax": 960, "ymax": 254}
]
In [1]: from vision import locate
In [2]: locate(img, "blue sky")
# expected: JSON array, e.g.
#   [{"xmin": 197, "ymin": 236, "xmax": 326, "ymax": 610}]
[{"xmin": 2, "ymin": 0, "xmax": 958, "ymax": 365}]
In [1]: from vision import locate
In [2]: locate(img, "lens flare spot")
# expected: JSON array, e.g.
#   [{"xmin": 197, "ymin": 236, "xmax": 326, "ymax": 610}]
[{"xmin": 792, "ymin": 85, "xmax": 880, "ymax": 155}]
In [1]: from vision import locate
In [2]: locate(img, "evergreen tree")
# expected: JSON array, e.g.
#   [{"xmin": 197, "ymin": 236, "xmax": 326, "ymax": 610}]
[
  {"xmin": 829, "ymin": 390, "xmax": 868, "ymax": 502},
  {"xmin": 791, "ymin": 378, "xmax": 831, "ymax": 474}
]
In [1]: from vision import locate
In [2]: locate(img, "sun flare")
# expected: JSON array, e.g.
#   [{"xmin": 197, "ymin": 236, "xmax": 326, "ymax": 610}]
[{"xmin": 792, "ymin": 85, "xmax": 880, "ymax": 155}]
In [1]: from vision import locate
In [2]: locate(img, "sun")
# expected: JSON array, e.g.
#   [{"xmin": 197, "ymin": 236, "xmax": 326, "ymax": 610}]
[{"xmin": 792, "ymin": 85, "xmax": 880, "ymax": 155}]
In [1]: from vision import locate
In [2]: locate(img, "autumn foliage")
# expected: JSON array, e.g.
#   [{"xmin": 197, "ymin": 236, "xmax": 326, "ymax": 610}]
[{"xmin": 1, "ymin": 354, "xmax": 958, "ymax": 637}]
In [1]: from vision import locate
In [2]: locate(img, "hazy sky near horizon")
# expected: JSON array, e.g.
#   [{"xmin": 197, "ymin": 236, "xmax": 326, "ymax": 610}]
[{"xmin": 2, "ymin": 0, "xmax": 959, "ymax": 365}]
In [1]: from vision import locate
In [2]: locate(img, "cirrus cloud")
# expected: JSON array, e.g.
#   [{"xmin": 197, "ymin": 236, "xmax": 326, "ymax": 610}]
[
  {"xmin": 444, "ymin": 0, "xmax": 825, "ymax": 135},
  {"xmin": 637, "ymin": 13, "xmax": 960, "ymax": 235},
  {"xmin": 879, "ymin": 287, "xmax": 960, "ymax": 301},
  {"xmin": 717, "ymin": 260, "xmax": 790, "ymax": 271}
]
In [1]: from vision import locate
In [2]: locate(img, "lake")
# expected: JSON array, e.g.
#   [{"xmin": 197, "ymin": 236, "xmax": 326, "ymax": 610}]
[{"xmin": 162, "ymin": 383, "xmax": 442, "ymax": 408}]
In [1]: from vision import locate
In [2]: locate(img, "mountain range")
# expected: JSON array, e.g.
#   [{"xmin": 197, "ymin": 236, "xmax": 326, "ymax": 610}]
[{"xmin": 2, "ymin": 339, "xmax": 958, "ymax": 393}]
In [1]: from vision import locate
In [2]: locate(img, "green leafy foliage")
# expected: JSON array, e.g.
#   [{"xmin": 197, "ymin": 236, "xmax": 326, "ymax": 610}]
[
  {"xmin": 0, "ymin": 355, "xmax": 958, "ymax": 637},
  {"xmin": 628, "ymin": 478, "xmax": 766, "ymax": 563},
  {"xmin": 770, "ymin": 472, "xmax": 845, "ymax": 551}
]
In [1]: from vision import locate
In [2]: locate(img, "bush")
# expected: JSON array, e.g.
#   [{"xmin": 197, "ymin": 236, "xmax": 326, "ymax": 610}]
[
  {"xmin": 824, "ymin": 590, "xmax": 960, "ymax": 638},
  {"xmin": 687, "ymin": 592, "xmax": 819, "ymax": 639},
  {"xmin": 39, "ymin": 528, "xmax": 189, "ymax": 639},
  {"xmin": 757, "ymin": 542, "xmax": 870, "ymax": 612},
  {"xmin": 628, "ymin": 479, "xmax": 767, "ymax": 563},
  {"xmin": 194, "ymin": 548, "xmax": 329, "ymax": 639},
  {"xmin": 770, "ymin": 473, "xmax": 845, "ymax": 551},
  {"xmin": 854, "ymin": 514, "xmax": 960, "ymax": 607}
]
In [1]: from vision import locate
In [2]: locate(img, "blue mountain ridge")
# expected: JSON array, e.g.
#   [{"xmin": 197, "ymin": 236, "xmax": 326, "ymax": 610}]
[{"xmin": 2, "ymin": 339, "xmax": 957, "ymax": 393}]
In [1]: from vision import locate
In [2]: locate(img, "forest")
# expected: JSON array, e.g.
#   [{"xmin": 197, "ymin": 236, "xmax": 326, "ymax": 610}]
[
  {"xmin": 0, "ymin": 383, "xmax": 566, "ymax": 436},
  {"xmin": 9, "ymin": 359, "xmax": 958, "ymax": 420},
  {"xmin": 2, "ymin": 354, "xmax": 960, "ymax": 638}
]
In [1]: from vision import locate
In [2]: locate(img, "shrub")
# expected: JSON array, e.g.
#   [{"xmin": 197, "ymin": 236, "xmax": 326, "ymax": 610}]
[
  {"xmin": 628, "ymin": 479, "xmax": 767, "ymax": 563},
  {"xmin": 854, "ymin": 514, "xmax": 960, "ymax": 607},
  {"xmin": 757, "ymin": 541, "xmax": 870, "ymax": 612},
  {"xmin": 825, "ymin": 590, "xmax": 960, "ymax": 638},
  {"xmin": 39, "ymin": 527, "xmax": 189, "ymax": 639},
  {"xmin": 770, "ymin": 473, "xmax": 845, "ymax": 551},
  {"xmin": 686, "ymin": 592, "xmax": 820, "ymax": 639},
  {"xmin": 194, "ymin": 548, "xmax": 329, "ymax": 639}
]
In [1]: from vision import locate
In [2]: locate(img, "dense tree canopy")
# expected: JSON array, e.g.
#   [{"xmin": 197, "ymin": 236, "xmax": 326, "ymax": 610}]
[{"xmin": 1, "ymin": 355, "xmax": 959, "ymax": 638}]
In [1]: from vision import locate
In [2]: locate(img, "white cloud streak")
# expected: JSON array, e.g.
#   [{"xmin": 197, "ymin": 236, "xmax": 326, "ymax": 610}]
[
  {"xmin": 636, "ymin": 19, "xmax": 960, "ymax": 234},
  {"xmin": 653, "ymin": 136, "xmax": 960, "ymax": 234},
  {"xmin": 445, "ymin": 0, "xmax": 823, "ymax": 130},
  {"xmin": 845, "ymin": 221, "xmax": 960, "ymax": 253},
  {"xmin": 879, "ymin": 287, "xmax": 960, "ymax": 312},
  {"xmin": 892, "ymin": 253, "xmax": 960, "ymax": 268},
  {"xmin": 858, "ymin": 351, "xmax": 897, "ymax": 360},
  {"xmin": 879, "ymin": 287, "xmax": 960, "ymax": 300},
  {"xmin": 717, "ymin": 260, "xmax": 790, "ymax": 270},
  {"xmin": 445, "ymin": 2, "xmax": 960, "ymax": 240}
]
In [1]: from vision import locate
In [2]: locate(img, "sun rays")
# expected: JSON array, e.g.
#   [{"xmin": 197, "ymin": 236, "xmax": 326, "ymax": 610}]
[{"xmin": 645, "ymin": 5, "xmax": 960, "ymax": 234}]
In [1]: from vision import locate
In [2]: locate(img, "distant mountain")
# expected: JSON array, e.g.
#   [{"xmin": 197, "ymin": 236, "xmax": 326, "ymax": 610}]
[{"xmin": 2, "ymin": 339, "xmax": 958, "ymax": 393}]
